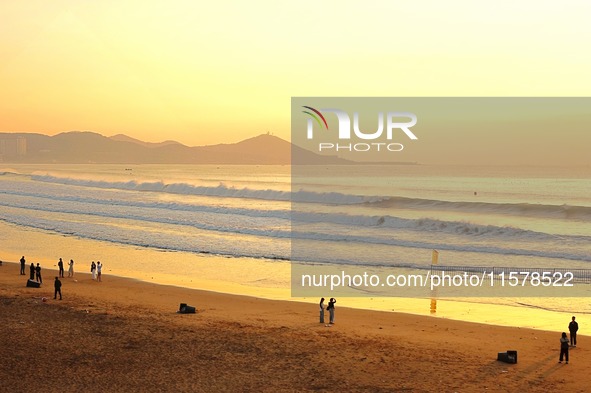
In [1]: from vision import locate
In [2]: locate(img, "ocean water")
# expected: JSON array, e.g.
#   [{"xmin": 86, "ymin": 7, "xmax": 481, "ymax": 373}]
[
  {"xmin": 1, "ymin": 164, "xmax": 590, "ymax": 318},
  {"xmin": 291, "ymin": 165, "xmax": 591, "ymax": 272}
]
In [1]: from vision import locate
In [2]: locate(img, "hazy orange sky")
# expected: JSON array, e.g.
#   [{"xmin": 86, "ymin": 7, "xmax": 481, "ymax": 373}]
[{"xmin": 1, "ymin": 1, "xmax": 591, "ymax": 165}]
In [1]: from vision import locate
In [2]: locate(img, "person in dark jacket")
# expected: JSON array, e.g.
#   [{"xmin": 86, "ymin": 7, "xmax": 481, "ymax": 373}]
[
  {"xmin": 327, "ymin": 298, "xmax": 337, "ymax": 324},
  {"xmin": 319, "ymin": 298, "xmax": 325, "ymax": 323},
  {"xmin": 54, "ymin": 277, "xmax": 62, "ymax": 300},
  {"xmin": 559, "ymin": 332, "xmax": 569, "ymax": 364},
  {"xmin": 58, "ymin": 258, "xmax": 64, "ymax": 278},
  {"xmin": 35, "ymin": 263, "xmax": 42, "ymax": 284},
  {"xmin": 29, "ymin": 262, "xmax": 35, "ymax": 280},
  {"xmin": 20, "ymin": 256, "xmax": 26, "ymax": 275},
  {"xmin": 569, "ymin": 316, "xmax": 579, "ymax": 347}
]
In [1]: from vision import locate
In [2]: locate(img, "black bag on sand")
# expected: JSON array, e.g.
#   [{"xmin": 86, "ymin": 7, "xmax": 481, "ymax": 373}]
[
  {"xmin": 178, "ymin": 304, "xmax": 196, "ymax": 314},
  {"xmin": 26, "ymin": 279, "xmax": 41, "ymax": 288},
  {"xmin": 497, "ymin": 350, "xmax": 517, "ymax": 364}
]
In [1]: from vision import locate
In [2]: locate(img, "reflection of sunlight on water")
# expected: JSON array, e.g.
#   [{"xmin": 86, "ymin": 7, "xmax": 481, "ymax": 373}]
[
  {"xmin": 331, "ymin": 297, "xmax": 591, "ymax": 333},
  {"xmin": 3, "ymin": 220, "xmax": 590, "ymax": 333},
  {"xmin": 0, "ymin": 220, "xmax": 291, "ymax": 295}
]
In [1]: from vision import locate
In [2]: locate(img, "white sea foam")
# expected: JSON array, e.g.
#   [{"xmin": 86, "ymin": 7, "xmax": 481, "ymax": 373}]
[
  {"xmin": 31, "ymin": 174, "xmax": 384, "ymax": 204},
  {"xmin": 1, "ymin": 167, "xmax": 589, "ymax": 267}
]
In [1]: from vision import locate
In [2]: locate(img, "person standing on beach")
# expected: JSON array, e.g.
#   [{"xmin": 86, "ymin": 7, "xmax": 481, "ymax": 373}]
[
  {"xmin": 319, "ymin": 298, "xmax": 325, "ymax": 323},
  {"xmin": 327, "ymin": 298, "xmax": 336, "ymax": 324},
  {"xmin": 29, "ymin": 262, "xmax": 35, "ymax": 280},
  {"xmin": 91, "ymin": 261, "xmax": 96, "ymax": 280},
  {"xmin": 68, "ymin": 259, "xmax": 74, "ymax": 277},
  {"xmin": 569, "ymin": 316, "xmax": 579, "ymax": 347},
  {"xmin": 20, "ymin": 256, "xmax": 26, "ymax": 275},
  {"xmin": 96, "ymin": 261, "xmax": 102, "ymax": 282},
  {"xmin": 35, "ymin": 263, "xmax": 42, "ymax": 284},
  {"xmin": 58, "ymin": 258, "xmax": 64, "ymax": 278},
  {"xmin": 560, "ymin": 332, "xmax": 569, "ymax": 364},
  {"xmin": 54, "ymin": 277, "xmax": 62, "ymax": 300}
]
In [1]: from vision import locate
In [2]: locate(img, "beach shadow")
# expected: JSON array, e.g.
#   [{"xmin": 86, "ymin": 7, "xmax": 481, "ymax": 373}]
[
  {"xmin": 480, "ymin": 351, "xmax": 566, "ymax": 389},
  {"xmin": 516, "ymin": 352, "xmax": 557, "ymax": 375}
]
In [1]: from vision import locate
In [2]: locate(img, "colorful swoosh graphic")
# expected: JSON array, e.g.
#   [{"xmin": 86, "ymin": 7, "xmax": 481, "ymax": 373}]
[{"xmin": 302, "ymin": 106, "xmax": 328, "ymax": 130}]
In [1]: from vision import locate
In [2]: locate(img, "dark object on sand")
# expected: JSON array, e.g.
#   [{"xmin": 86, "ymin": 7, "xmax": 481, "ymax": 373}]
[
  {"xmin": 178, "ymin": 303, "xmax": 196, "ymax": 314},
  {"xmin": 26, "ymin": 279, "xmax": 41, "ymax": 288},
  {"xmin": 497, "ymin": 350, "xmax": 517, "ymax": 364}
]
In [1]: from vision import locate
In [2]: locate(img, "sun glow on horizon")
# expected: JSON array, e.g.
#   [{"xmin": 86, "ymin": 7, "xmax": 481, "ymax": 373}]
[{"xmin": 1, "ymin": 0, "xmax": 591, "ymax": 164}]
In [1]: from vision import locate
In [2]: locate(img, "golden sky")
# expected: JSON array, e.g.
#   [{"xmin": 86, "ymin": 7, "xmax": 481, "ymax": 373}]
[{"xmin": 1, "ymin": 1, "xmax": 591, "ymax": 164}]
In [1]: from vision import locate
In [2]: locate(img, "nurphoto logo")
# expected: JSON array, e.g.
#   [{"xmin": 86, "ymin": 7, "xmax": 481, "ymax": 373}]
[{"xmin": 302, "ymin": 106, "xmax": 418, "ymax": 153}]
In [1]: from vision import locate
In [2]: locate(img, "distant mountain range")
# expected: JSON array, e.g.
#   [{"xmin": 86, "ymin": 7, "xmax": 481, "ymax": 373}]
[{"xmin": 0, "ymin": 131, "xmax": 351, "ymax": 164}]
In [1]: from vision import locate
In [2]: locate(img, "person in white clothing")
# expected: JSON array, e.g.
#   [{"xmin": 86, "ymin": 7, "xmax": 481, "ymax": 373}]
[
  {"xmin": 97, "ymin": 261, "xmax": 103, "ymax": 282},
  {"xmin": 68, "ymin": 259, "xmax": 74, "ymax": 277}
]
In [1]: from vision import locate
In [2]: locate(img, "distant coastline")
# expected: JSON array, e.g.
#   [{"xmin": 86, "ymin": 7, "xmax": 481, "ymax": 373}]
[{"xmin": 0, "ymin": 131, "xmax": 418, "ymax": 165}]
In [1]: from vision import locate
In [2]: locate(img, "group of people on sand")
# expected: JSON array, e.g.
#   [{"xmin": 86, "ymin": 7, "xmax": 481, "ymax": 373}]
[
  {"xmin": 559, "ymin": 316, "xmax": 579, "ymax": 364},
  {"xmin": 90, "ymin": 261, "xmax": 103, "ymax": 282},
  {"xmin": 19, "ymin": 256, "xmax": 105, "ymax": 300},
  {"xmin": 21, "ymin": 256, "xmax": 65, "ymax": 300},
  {"xmin": 20, "ymin": 256, "xmax": 75, "ymax": 283},
  {"xmin": 319, "ymin": 297, "xmax": 336, "ymax": 325},
  {"xmin": 56, "ymin": 257, "xmax": 75, "ymax": 278},
  {"xmin": 22, "ymin": 256, "xmax": 44, "ymax": 284},
  {"xmin": 21, "ymin": 256, "xmax": 103, "ymax": 282}
]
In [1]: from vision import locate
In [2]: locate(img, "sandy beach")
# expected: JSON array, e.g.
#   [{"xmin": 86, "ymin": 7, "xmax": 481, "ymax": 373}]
[
  {"xmin": 3, "ymin": 1, "xmax": 590, "ymax": 392},
  {"xmin": 1, "ymin": 261, "xmax": 588, "ymax": 392}
]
